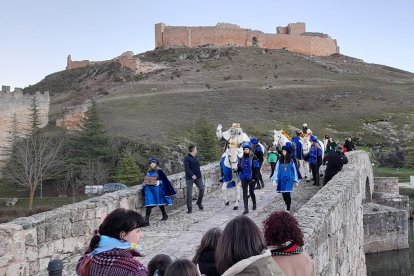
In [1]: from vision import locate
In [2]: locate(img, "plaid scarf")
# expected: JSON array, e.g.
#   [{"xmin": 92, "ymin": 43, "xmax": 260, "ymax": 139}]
[{"xmin": 270, "ymin": 241, "xmax": 303, "ymax": 256}]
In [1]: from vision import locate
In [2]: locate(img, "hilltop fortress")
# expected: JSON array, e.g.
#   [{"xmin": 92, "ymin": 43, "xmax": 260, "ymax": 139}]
[
  {"xmin": 0, "ymin": 86, "xmax": 50, "ymax": 175},
  {"xmin": 155, "ymin": 22, "xmax": 339, "ymax": 56}
]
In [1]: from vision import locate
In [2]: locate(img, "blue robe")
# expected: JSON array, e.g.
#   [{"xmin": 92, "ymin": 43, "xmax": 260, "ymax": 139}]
[
  {"xmin": 272, "ymin": 160, "xmax": 298, "ymax": 193},
  {"xmin": 143, "ymin": 169, "xmax": 176, "ymax": 207}
]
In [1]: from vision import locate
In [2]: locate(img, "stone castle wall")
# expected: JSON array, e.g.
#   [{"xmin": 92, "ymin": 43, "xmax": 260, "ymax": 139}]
[
  {"xmin": 0, "ymin": 87, "xmax": 50, "ymax": 176},
  {"xmin": 155, "ymin": 22, "xmax": 339, "ymax": 56},
  {"xmin": 0, "ymin": 163, "xmax": 220, "ymax": 275}
]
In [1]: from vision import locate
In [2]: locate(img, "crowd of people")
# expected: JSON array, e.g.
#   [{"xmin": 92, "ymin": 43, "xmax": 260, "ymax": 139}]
[{"xmin": 76, "ymin": 208, "xmax": 315, "ymax": 276}]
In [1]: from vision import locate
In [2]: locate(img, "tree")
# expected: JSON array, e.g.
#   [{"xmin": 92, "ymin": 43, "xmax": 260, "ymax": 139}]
[
  {"xmin": 113, "ymin": 153, "xmax": 143, "ymax": 186},
  {"xmin": 191, "ymin": 117, "xmax": 221, "ymax": 164},
  {"xmin": 4, "ymin": 134, "xmax": 66, "ymax": 209},
  {"xmin": 67, "ymin": 100, "xmax": 113, "ymax": 170},
  {"xmin": 30, "ymin": 96, "xmax": 42, "ymax": 134}
]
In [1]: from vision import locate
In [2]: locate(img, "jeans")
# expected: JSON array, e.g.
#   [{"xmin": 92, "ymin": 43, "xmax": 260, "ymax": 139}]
[{"xmin": 186, "ymin": 178, "xmax": 204, "ymax": 211}]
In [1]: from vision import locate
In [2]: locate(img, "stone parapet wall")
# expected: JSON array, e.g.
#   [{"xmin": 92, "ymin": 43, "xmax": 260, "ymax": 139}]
[
  {"xmin": 0, "ymin": 162, "xmax": 220, "ymax": 276},
  {"xmin": 295, "ymin": 151, "xmax": 371, "ymax": 275},
  {"xmin": 373, "ymin": 177, "xmax": 399, "ymax": 195}
]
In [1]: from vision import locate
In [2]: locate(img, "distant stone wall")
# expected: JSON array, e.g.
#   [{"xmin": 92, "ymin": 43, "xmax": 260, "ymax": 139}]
[
  {"xmin": 373, "ymin": 177, "xmax": 399, "ymax": 195},
  {"xmin": 296, "ymin": 151, "xmax": 372, "ymax": 276},
  {"xmin": 0, "ymin": 87, "xmax": 50, "ymax": 177},
  {"xmin": 155, "ymin": 22, "xmax": 339, "ymax": 56},
  {"xmin": 56, "ymin": 103, "xmax": 91, "ymax": 131},
  {"xmin": 0, "ymin": 163, "xmax": 220, "ymax": 276}
]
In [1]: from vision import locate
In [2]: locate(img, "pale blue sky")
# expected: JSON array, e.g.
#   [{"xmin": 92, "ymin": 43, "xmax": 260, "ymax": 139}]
[{"xmin": 1, "ymin": 0, "xmax": 413, "ymax": 88}]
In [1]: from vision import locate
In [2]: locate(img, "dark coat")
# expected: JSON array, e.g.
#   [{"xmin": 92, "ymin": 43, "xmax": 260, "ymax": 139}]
[
  {"xmin": 157, "ymin": 168, "xmax": 176, "ymax": 196},
  {"xmin": 324, "ymin": 151, "xmax": 348, "ymax": 175},
  {"xmin": 184, "ymin": 154, "xmax": 202, "ymax": 180},
  {"xmin": 198, "ymin": 250, "xmax": 220, "ymax": 276}
]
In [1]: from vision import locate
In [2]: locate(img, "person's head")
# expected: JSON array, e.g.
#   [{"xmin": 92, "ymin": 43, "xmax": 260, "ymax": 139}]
[
  {"xmin": 148, "ymin": 254, "xmax": 173, "ymax": 276},
  {"xmin": 193, "ymin": 227, "xmax": 222, "ymax": 263},
  {"xmin": 295, "ymin": 129, "xmax": 302, "ymax": 136},
  {"xmin": 329, "ymin": 137, "xmax": 334, "ymax": 142},
  {"xmin": 215, "ymin": 216, "xmax": 267, "ymax": 274},
  {"xmin": 302, "ymin": 123, "xmax": 308, "ymax": 130},
  {"xmin": 335, "ymin": 145, "xmax": 343, "ymax": 152},
  {"xmin": 263, "ymin": 211, "xmax": 304, "ymax": 247},
  {"xmin": 86, "ymin": 208, "xmax": 145, "ymax": 253},
  {"xmin": 189, "ymin": 145, "xmax": 197, "ymax": 156},
  {"xmin": 242, "ymin": 142, "xmax": 252, "ymax": 154},
  {"xmin": 325, "ymin": 134, "xmax": 330, "ymax": 139},
  {"xmin": 149, "ymin": 158, "xmax": 159, "ymax": 169},
  {"xmin": 281, "ymin": 145, "xmax": 291, "ymax": 157},
  {"xmin": 164, "ymin": 259, "xmax": 199, "ymax": 276},
  {"xmin": 250, "ymin": 137, "xmax": 258, "ymax": 145}
]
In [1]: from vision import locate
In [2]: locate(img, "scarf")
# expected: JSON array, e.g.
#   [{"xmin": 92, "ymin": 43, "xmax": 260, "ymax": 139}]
[
  {"xmin": 89, "ymin": 235, "xmax": 143, "ymax": 257},
  {"xmin": 270, "ymin": 241, "xmax": 303, "ymax": 256}
]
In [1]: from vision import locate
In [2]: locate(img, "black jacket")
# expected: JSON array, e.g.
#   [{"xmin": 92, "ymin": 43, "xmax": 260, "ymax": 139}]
[
  {"xmin": 324, "ymin": 151, "xmax": 348, "ymax": 175},
  {"xmin": 184, "ymin": 154, "xmax": 202, "ymax": 180},
  {"xmin": 197, "ymin": 250, "xmax": 219, "ymax": 276}
]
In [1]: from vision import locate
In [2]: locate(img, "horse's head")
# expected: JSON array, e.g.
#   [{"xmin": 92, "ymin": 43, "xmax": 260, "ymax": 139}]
[
  {"xmin": 273, "ymin": 130, "xmax": 281, "ymax": 146},
  {"xmin": 226, "ymin": 147, "xmax": 242, "ymax": 171}
]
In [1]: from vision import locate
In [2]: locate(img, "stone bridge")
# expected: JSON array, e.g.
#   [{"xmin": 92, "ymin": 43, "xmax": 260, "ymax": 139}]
[{"xmin": 0, "ymin": 151, "xmax": 409, "ymax": 275}]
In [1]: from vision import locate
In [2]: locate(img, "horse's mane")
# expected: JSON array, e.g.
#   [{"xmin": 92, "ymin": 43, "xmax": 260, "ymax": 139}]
[{"xmin": 281, "ymin": 130, "xmax": 292, "ymax": 141}]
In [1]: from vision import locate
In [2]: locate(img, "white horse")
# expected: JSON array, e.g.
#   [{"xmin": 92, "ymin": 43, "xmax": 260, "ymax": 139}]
[
  {"xmin": 273, "ymin": 130, "xmax": 291, "ymax": 148},
  {"xmin": 220, "ymin": 146, "xmax": 243, "ymax": 210},
  {"xmin": 300, "ymin": 136, "xmax": 325, "ymax": 181}
]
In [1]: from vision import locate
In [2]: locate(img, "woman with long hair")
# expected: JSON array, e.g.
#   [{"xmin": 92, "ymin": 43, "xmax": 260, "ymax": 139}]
[
  {"xmin": 164, "ymin": 259, "xmax": 200, "ymax": 276},
  {"xmin": 192, "ymin": 227, "xmax": 221, "ymax": 276},
  {"xmin": 263, "ymin": 211, "xmax": 315, "ymax": 276},
  {"xmin": 271, "ymin": 145, "xmax": 299, "ymax": 212},
  {"xmin": 76, "ymin": 208, "xmax": 148, "ymax": 276},
  {"xmin": 215, "ymin": 216, "xmax": 284, "ymax": 276}
]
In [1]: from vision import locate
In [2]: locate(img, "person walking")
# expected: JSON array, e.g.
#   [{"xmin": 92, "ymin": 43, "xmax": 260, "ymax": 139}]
[
  {"xmin": 237, "ymin": 142, "xmax": 260, "ymax": 215},
  {"xmin": 268, "ymin": 146, "xmax": 279, "ymax": 178},
  {"xmin": 184, "ymin": 145, "xmax": 205, "ymax": 213},
  {"xmin": 142, "ymin": 158, "xmax": 176, "ymax": 227},
  {"xmin": 250, "ymin": 137, "xmax": 265, "ymax": 189},
  {"xmin": 308, "ymin": 136, "xmax": 323, "ymax": 186},
  {"xmin": 271, "ymin": 145, "xmax": 299, "ymax": 212},
  {"xmin": 323, "ymin": 145, "xmax": 348, "ymax": 185}
]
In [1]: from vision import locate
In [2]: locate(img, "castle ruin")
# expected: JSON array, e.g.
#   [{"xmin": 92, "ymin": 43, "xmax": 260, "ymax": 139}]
[
  {"xmin": 0, "ymin": 86, "xmax": 50, "ymax": 176},
  {"xmin": 155, "ymin": 22, "xmax": 339, "ymax": 56}
]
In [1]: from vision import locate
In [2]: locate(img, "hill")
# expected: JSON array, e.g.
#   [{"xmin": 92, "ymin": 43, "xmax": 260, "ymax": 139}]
[{"xmin": 24, "ymin": 47, "xmax": 414, "ymax": 168}]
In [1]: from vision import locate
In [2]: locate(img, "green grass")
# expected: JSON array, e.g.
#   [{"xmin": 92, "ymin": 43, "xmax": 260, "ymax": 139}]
[{"xmin": 373, "ymin": 167, "xmax": 414, "ymax": 182}]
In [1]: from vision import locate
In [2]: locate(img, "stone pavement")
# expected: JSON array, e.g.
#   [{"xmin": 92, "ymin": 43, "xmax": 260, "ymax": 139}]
[
  {"xmin": 138, "ymin": 173, "xmax": 321, "ymax": 264},
  {"xmin": 65, "ymin": 173, "xmax": 320, "ymax": 275}
]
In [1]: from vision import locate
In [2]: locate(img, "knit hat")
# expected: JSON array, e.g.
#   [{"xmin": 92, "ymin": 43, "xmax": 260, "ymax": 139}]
[
  {"xmin": 281, "ymin": 145, "xmax": 292, "ymax": 154},
  {"xmin": 250, "ymin": 137, "xmax": 258, "ymax": 144},
  {"xmin": 149, "ymin": 158, "xmax": 159, "ymax": 164},
  {"xmin": 242, "ymin": 142, "xmax": 252, "ymax": 150}
]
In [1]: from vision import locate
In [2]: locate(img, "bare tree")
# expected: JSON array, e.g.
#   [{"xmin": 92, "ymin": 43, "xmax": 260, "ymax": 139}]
[
  {"xmin": 4, "ymin": 134, "xmax": 66, "ymax": 209},
  {"xmin": 79, "ymin": 159, "xmax": 109, "ymax": 186}
]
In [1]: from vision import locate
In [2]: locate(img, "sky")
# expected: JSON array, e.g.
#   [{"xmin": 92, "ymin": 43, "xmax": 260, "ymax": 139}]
[{"xmin": 1, "ymin": 0, "xmax": 413, "ymax": 89}]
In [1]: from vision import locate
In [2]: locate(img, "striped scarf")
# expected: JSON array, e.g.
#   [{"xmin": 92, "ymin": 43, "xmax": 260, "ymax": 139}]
[{"xmin": 270, "ymin": 241, "xmax": 303, "ymax": 256}]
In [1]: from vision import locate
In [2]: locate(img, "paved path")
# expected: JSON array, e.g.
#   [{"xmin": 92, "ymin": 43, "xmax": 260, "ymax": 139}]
[{"xmin": 139, "ymin": 172, "xmax": 321, "ymax": 264}]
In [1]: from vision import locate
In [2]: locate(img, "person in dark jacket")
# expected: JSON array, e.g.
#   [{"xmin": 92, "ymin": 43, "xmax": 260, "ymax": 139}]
[
  {"xmin": 76, "ymin": 208, "xmax": 147, "ymax": 276},
  {"xmin": 308, "ymin": 136, "xmax": 323, "ymax": 186},
  {"xmin": 250, "ymin": 137, "xmax": 265, "ymax": 189},
  {"xmin": 184, "ymin": 145, "xmax": 205, "ymax": 213},
  {"xmin": 193, "ymin": 227, "xmax": 222, "ymax": 276},
  {"xmin": 344, "ymin": 138, "xmax": 355, "ymax": 152},
  {"xmin": 142, "ymin": 158, "xmax": 176, "ymax": 227},
  {"xmin": 237, "ymin": 142, "xmax": 260, "ymax": 215},
  {"xmin": 323, "ymin": 145, "xmax": 348, "ymax": 185}
]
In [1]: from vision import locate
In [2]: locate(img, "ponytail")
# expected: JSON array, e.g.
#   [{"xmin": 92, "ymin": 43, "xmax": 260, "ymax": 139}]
[{"xmin": 85, "ymin": 230, "xmax": 101, "ymax": 254}]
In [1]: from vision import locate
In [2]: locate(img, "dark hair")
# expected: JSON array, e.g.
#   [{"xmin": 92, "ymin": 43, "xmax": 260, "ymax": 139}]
[
  {"xmin": 215, "ymin": 216, "xmax": 267, "ymax": 274},
  {"xmin": 279, "ymin": 149, "xmax": 291, "ymax": 164},
  {"xmin": 193, "ymin": 227, "xmax": 222, "ymax": 264},
  {"xmin": 86, "ymin": 208, "xmax": 144, "ymax": 253},
  {"xmin": 148, "ymin": 254, "xmax": 173, "ymax": 276},
  {"xmin": 164, "ymin": 259, "xmax": 199, "ymax": 276},
  {"xmin": 263, "ymin": 211, "xmax": 304, "ymax": 246},
  {"xmin": 189, "ymin": 144, "xmax": 196, "ymax": 153}
]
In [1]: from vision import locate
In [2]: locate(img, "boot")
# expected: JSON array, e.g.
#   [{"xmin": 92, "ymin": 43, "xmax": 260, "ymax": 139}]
[
  {"xmin": 243, "ymin": 209, "xmax": 249, "ymax": 215},
  {"xmin": 160, "ymin": 206, "xmax": 168, "ymax": 221},
  {"xmin": 252, "ymin": 203, "xmax": 257, "ymax": 211},
  {"xmin": 142, "ymin": 215, "xmax": 150, "ymax": 227}
]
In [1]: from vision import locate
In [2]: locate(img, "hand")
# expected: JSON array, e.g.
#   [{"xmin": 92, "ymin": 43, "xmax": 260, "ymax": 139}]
[
  {"xmin": 155, "ymin": 180, "xmax": 160, "ymax": 186},
  {"xmin": 295, "ymin": 182, "xmax": 299, "ymax": 187},
  {"xmin": 217, "ymin": 124, "xmax": 222, "ymax": 131},
  {"xmin": 192, "ymin": 175, "xmax": 197, "ymax": 180},
  {"xmin": 272, "ymin": 180, "xmax": 277, "ymax": 187}
]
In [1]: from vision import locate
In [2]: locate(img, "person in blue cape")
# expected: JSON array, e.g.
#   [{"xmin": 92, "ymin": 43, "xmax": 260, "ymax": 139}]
[
  {"xmin": 285, "ymin": 141, "xmax": 302, "ymax": 180},
  {"xmin": 142, "ymin": 158, "xmax": 176, "ymax": 227},
  {"xmin": 250, "ymin": 137, "xmax": 265, "ymax": 189},
  {"xmin": 271, "ymin": 145, "xmax": 299, "ymax": 212},
  {"xmin": 237, "ymin": 142, "xmax": 261, "ymax": 215}
]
